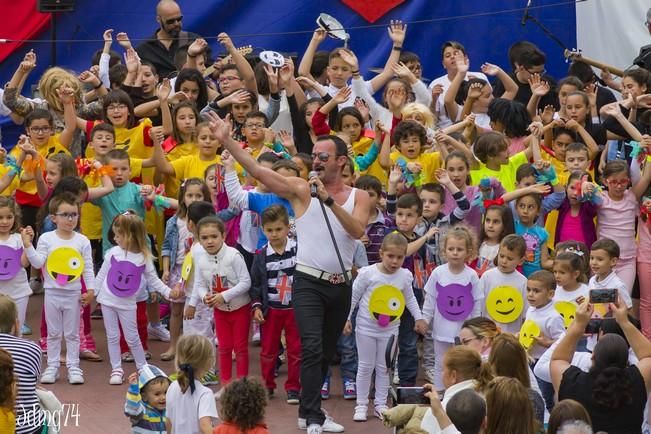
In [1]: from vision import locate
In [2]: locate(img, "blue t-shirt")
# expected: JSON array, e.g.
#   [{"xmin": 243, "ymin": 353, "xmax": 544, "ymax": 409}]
[
  {"xmin": 248, "ymin": 192, "xmax": 293, "ymax": 249},
  {"xmin": 515, "ymin": 219, "xmax": 548, "ymax": 277},
  {"xmin": 91, "ymin": 182, "xmax": 145, "ymax": 253}
]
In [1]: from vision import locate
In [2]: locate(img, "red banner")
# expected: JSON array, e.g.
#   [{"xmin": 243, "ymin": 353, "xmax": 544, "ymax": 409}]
[
  {"xmin": 0, "ymin": 1, "xmax": 51, "ymax": 63},
  {"xmin": 340, "ymin": 0, "xmax": 405, "ymax": 23}
]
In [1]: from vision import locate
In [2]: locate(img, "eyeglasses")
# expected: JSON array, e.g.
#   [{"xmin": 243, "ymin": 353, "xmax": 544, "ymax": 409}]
[
  {"xmin": 311, "ymin": 152, "xmax": 331, "ymax": 162},
  {"xmin": 218, "ymin": 76, "xmax": 240, "ymax": 84},
  {"xmin": 164, "ymin": 16, "xmax": 183, "ymax": 25},
  {"xmin": 606, "ymin": 178, "xmax": 630, "ymax": 187},
  {"xmin": 29, "ymin": 127, "xmax": 51, "ymax": 134},
  {"xmin": 526, "ymin": 67, "xmax": 547, "ymax": 76},
  {"xmin": 244, "ymin": 123, "xmax": 265, "ymax": 129},
  {"xmin": 454, "ymin": 336, "xmax": 479, "ymax": 346},
  {"xmin": 107, "ymin": 104, "xmax": 128, "ymax": 112},
  {"xmin": 55, "ymin": 212, "xmax": 79, "ymax": 220}
]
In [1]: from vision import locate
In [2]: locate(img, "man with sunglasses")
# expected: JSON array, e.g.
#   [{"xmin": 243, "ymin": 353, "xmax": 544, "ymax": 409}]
[
  {"xmin": 206, "ymin": 112, "xmax": 370, "ymax": 434},
  {"xmin": 136, "ymin": 0, "xmax": 202, "ymax": 79}
]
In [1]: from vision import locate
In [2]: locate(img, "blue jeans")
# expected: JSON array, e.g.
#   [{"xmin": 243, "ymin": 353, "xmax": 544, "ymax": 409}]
[
  {"xmin": 334, "ymin": 309, "xmax": 358, "ymax": 380},
  {"xmin": 532, "ymin": 359, "xmax": 555, "ymax": 411},
  {"xmin": 397, "ymin": 287, "xmax": 423, "ymax": 386}
]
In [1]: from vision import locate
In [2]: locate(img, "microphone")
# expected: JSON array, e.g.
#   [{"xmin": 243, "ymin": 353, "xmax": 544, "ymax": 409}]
[
  {"xmin": 309, "ymin": 171, "xmax": 319, "ymax": 198},
  {"xmin": 521, "ymin": 0, "xmax": 532, "ymax": 26}
]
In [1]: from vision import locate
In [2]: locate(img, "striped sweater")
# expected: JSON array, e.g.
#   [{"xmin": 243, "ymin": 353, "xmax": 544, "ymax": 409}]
[{"xmin": 125, "ymin": 382, "xmax": 167, "ymax": 434}]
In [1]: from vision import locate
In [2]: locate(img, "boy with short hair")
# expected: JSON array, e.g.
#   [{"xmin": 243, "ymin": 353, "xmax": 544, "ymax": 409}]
[
  {"xmin": 479, "ymin": 234, "xmax": 528, "ymax": 334},
  {"xmin": 525, "ymin": 269, "xmax": 565, "ymax": 411},
  {"xmin": 355, "ymin": 175, "xmax": 391, "ymax": 265},
  {"xmin": 564, "ymin": 142, "xmax": 591, "ymax": 174},
  {"xmin": 588, "ymin": 238, "xmax": 633, "ymax": 309},
  {"xmin": 21, "ymin": 193, "xmax": 95, "ymax": 385},
  {"xmin": 250, "ymin": 205, "xmax": 300, "ymax": 405},
  {"xmin": 124, "ymin": 365, "xmax": 171, "ymax": 434}
]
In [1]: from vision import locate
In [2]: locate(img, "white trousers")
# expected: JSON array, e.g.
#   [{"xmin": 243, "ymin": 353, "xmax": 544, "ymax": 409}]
[
  {"xmin": 13, "ymin": 295, "xmax": 29, "ymax": 336},
  {"xmin": 44, "ymin": 292, "xmax": 80, "ymax": 368},
  {"xmin": 183, "ymin": 300, "xmax": 214, "ymax": 341},
  {"xmin": 355, "ymin": 332, "xmax": 392, "ymax": 409},
  {"xmin": 101, "ymin": 304, "xmax": 147, "ymax": 370},
  {"xmin": 433, "ymin": 340, "xmax": 453, "ymax": 391}
]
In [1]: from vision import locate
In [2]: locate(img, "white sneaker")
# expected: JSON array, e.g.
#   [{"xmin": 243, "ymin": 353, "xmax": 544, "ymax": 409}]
[
  {"xmin": 40, "ymin": 367, "xmax": 59, "ymax": 384},
  {"xmin": 252, "ymin": 324, "xmax": 261, "ymax": 344},
  {"xmin": 147, "ymin": 323, "xmax": 170, "ymax": 342},
  {"xmin": 67, "ymin": 367, "xmax": 84, "ymax": 385},
  {"xmin": 353, "ymin": 405, "xmax": 367, "ymax": 422},
  {"xmin": 374, "ymin": 405, "xmax": 388, "ymax": 420},
  {"xmin": 298, "ymin": 408, "xmax": 342, "ymax": 431},
  {"xmin": 307, "ymin": 424, "xmax": 322, "ymax": 434},
  {"xmin": 109, "ymin": 368, "xmax": 124, "ymax": 385}
]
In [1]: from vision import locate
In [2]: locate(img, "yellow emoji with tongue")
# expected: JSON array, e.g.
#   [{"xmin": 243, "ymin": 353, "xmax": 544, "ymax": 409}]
[
  {"xmin": 46, "ymin": 247, "xmax": 84, "ymax": 285},
  {"xmin": 368, "ymin": 285, "xmax": 405, "ymax": 328}
]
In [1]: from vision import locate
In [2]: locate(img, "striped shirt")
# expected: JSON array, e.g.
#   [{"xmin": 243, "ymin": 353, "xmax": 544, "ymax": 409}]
[
  {"xmin": 264, "ymin": 238, "xmax": 297, "ymax": 309},
  {"xmin": 0, "ymin": 333, "xmax": 44, "ymax": 434}
]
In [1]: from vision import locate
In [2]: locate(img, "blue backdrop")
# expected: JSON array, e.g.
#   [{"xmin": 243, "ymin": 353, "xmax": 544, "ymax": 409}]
[{"xmin": 0, "ymin": 0, "xmax": 577, "ymax": 145}]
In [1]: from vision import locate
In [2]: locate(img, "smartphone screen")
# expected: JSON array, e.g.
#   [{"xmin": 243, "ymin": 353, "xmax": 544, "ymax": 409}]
[{"xmin": 396, "ymin": 387, "xmax": 429, "ymax": 405}]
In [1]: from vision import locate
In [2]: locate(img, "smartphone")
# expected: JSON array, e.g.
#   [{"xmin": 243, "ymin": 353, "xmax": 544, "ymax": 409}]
[
  {"xmin": 589, "ymin": 288, "xmax": 617, "ymax": 304},
  {"xmin": 396, "ymin": 387, "xmax": 430, "ymax": 405},
  {"xmin": 584, "ymin": 318, "xmax": 602, "ymax": 334}
]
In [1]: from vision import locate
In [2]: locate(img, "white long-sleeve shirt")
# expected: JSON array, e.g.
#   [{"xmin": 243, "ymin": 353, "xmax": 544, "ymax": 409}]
[
  {"xmin": 0, "ymin": 233, "xmax": 31, "ymax": 299},
  {"xmin": 25, "ymin": 231, "xmax": 94, "ymax": 293},
  {"xmin": 349, "ymin": 265, "xmax": 422, "ymax": 337},
  {"xmin": 95, "ymin": 246, "xmax": 171, "ymax": 309},
  {"xmin": 423, "ymin": 264, "xmax": 481, "ymax": 343}
]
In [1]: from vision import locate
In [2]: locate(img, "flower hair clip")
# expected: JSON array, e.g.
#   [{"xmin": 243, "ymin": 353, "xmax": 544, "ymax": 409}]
[{"xmin": 564, "ymin": 246, "xmax": 584, "ymax": 256}]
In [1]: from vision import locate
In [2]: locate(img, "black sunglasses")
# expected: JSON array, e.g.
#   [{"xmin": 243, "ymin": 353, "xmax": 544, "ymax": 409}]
[{"xmin": 164, "ymin": 15, "xmax": 183, "ymax": 25}]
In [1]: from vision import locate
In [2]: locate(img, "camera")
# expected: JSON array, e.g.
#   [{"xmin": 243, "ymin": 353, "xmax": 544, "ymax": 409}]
[
  {"xmin": 589, "ymin": 288, "xmax": 617, "ymax": 304},
  {"xmin": 396, "ymin": 387, "xmax": 430, "ymax": 405}
]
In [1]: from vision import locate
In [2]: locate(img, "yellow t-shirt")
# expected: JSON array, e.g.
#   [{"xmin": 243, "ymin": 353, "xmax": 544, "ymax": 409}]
[
  {"xmin": 85, "ymin": 118, "xmax": 153, "ymax": 159},
  {"xmin": 164, "ymin": 141, "xmax": 197, "ymax": 200},
  {"xmin": 470, "ymin": 151, "xmax": 528, "ymax": 192},
  {"xmin": 0, "ymin": 406, "xmax": 15, "ymax": 434},
  {"xmin": 12, "ymin": 135, "xmax": 70, "ymax": 196},
  {"xmin": 390, "ymin": 151, "xmax": 441, "ymax": 185},
  {"xmin": 171, "ymin": 155, "xmax": 222, "ymax": 182},
  {"xmin": 353, "ymin": 136, "xmax": 388, "ymax": 186}
]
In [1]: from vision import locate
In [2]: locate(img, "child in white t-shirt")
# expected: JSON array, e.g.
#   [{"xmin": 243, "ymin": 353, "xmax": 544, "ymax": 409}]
[
  {"xmin": 166, "ymin": 334, "xmax": 219, "ymax": 434},
  {"xmin": 345, "ymin": 233, "xmax": 426, "ymax": 422},
  {"xmin": 479, "ymin": 234, "xmax": 528, "ymax": 334}
]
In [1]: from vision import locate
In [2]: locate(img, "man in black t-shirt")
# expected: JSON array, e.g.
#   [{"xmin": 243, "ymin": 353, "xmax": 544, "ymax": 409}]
[
  {"xmin": 135, "ymin": 0, "xmax": 201, "ymax": 79},
  {"xmin": 493, "ymin": 41, "xmax": 559, "ymax": 112}
]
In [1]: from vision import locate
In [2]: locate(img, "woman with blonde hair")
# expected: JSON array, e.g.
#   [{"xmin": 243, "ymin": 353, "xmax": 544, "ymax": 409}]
[{"xmin": 458, "ymin": 316, "xmax": 501, "ymax": 358}]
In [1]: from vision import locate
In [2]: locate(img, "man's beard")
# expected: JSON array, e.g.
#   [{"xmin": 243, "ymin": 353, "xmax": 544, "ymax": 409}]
[{"xmin": 162, "ymin": 24, "xmax": 180, "ymax": 38}]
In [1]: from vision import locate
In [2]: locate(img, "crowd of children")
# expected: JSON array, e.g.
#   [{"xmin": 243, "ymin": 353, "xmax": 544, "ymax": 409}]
[{"xmin": 2, "ymin": 4, "xmax": 651, "ymax": 433}]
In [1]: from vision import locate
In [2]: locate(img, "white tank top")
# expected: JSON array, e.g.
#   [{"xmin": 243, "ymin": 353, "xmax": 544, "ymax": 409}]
[{"xmin": 295, "ymin": 188, "xmax": 357, "ymax": 273}]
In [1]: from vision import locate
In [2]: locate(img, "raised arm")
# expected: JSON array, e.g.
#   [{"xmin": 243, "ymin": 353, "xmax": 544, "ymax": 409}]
[
  {"xmin": 550, "ymin": 301, "xmax": 592, "ymax": 397},
  {"xmin": 3, "ymin": 51, "xmax": 38, "ymax": 116},
  {"xmin": 444, "ymin": 53, "xmax": 468, "ymax": 123},
  {"xmin": 298, "ymin": 29, "xmax": 327, "ymax": 81},
  {"xmin": 218, "ymin": 33, "xmax": 257, "ymax": 95},
  {"xmin": 526, "ymin": 74, "xmax": 551, "ymax": 119},
  {"xmin": 482, "ymin": 62, "xmax": 518, "ymax": 100},
  {"xmin": 150, "ymin": 127, "xmax": 175, "ymax": 176},
  {"xmin": 157, "ymin": 79, "xmax": 173, "ymax": 137},
  {"xmin": 602, "ymin": 102, "xmax": 644, "ymax": 142},
  {"xmin": 368, "ymin": 21, "xmax": 406, "ymax": 92},
  {"xmin": 205, "ymin": 112, "xmax": 308, "ymax": 201},
  {"xmin": 56, "ymin": 86, "xmax": 78, "ymax": 149},
  {"xmin": 632, "ymin": 148, "xmax": 651, "ymax": 199},
  {"xmin": 186, "ymin": 38, "xmax": 208, "ymax": 71}
]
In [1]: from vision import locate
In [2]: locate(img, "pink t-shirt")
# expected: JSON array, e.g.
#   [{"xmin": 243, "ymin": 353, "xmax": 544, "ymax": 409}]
[
  {"xmin": 597, "ymin": 190, "xmax": 638, "ymax": 259},
  {"xmin": 638, "ymin": 220, "xmax": 651, "ymax": 264},
  {"xmin": 558, "ymin": 211, "xmax": 586, "ymax": 245},
  {"xmin": 508, "ymin": 136, "xmax": 527, "ymax": 155}
]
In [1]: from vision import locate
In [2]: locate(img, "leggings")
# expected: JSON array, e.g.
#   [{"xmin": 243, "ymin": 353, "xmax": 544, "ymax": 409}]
[
  {"xmin": 102, "ymin": 304, "xmax": 147, "ymax": 370},
  {"xmin": 214, "ymin": 304, "xmax": 251, "ymax": 384},
  {"xmin": 433, "ymin": 340, "xmax": 453, "ymax": 391},
  {"xmin": 614, "ymin": 256, "xmax": 637, "ymax": 295},
  {"xmin": 355, "ymin": 332, "xmax": 392, "ymax": 410}
]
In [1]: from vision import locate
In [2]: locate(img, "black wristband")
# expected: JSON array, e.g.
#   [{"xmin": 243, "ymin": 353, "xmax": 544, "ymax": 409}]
[
  {"xmin": 324, "ymin": 196, "xmax": 335, "ymax": 207},
  {"xmin": 270, "ymin": 92, "xmax": 280, "ymax": 100},
  {"xmin": 392, "ymin": 46, "xmax": 402, "ymax": 51},
  {"xmin": 352, "ymin": 70, "xmax": 360, "ymax": 75},
  {"xmin": 93, "ymin": 82, "xmax": 103, "ymax": 90}
]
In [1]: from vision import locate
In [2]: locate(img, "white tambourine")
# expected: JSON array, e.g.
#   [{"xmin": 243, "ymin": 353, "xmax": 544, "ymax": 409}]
[
  {"xmin": 316, "ymin": 13, "xmax": 349, "ymax": 42},
  {"xmin": 259, "ymin": 50, "xmax": 285, "ymax": 68}
]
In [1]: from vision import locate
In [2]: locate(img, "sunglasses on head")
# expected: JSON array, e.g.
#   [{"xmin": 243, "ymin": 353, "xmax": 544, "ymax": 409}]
[{"xmin": 164, "ymin": 15, "xmax": 183, "ymax": 25}]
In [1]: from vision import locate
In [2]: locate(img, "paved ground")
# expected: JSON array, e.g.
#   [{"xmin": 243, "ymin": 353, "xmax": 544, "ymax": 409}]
[{"xmin": 22, "ymin": 295, "xmax": 390, "ymax": 433}]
